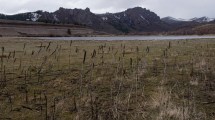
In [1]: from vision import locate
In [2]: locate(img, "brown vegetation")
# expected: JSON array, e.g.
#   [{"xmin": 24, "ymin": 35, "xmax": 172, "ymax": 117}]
[{"xmin": 0, "ymin": 37, "xmax": 214, "ymax": 119}]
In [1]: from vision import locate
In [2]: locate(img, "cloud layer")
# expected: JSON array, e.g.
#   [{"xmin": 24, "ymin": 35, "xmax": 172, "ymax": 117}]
[{"xmin": 0, "ymin": 0, "xmax": 214, "ymax": 19}]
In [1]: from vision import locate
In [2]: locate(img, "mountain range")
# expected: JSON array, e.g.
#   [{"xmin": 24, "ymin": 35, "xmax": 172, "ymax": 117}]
[
  {"xmin": 0, "ymin": 7, "xmax": 215, "ymax": 35},
  {"xmin": 162, "ymin": 16, "xmax": 215, "ymax": 24}
]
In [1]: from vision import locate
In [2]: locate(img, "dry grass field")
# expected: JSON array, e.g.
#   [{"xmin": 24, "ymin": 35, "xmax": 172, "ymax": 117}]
[
  {"xmin": 0, "ymin": 37, "xmax": 214, "ymax": 120},
  {"xmin": 0, "ymin": 20, "xmax": 95, "ymax": 37}
]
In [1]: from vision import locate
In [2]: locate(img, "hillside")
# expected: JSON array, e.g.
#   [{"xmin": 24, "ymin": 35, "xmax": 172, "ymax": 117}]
[
  {"xmin": 0, "ymin": 19, "xmax": 104, "ymax": 37},
  {"xmin": 0, "ymin": 7, "xmax": 168, "ymax": 34},
  {"xmin": 168, "ymin": 24, "xmax": 215, "ymax": 35},
  {"xmin": 0, "ymin": 7, "xmax": 215, "ymax": 35},
  {"xmin": 99, "ymin": 7, "xmax": 169, "ymax": 33},
  {"xmin": 161, "ymin": 16, "xmax": 215, "ymax": 34}
]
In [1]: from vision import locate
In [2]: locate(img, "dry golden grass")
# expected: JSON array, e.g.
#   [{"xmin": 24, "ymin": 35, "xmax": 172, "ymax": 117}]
[{"xmin": 0, "ymin": 37, "xmax": 214, "ymax": 120}]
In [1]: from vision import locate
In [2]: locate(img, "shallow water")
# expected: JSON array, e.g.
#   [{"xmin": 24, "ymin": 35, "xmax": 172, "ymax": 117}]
[{"xmin": 39, "ymin": 35, "xmax": 215, "ymax": 41}]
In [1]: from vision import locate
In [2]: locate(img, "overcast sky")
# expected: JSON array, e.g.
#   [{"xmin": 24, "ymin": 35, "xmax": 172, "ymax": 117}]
[{"xmin": 0, "ymin": 0, "xmax": 214, "ymax": 19}]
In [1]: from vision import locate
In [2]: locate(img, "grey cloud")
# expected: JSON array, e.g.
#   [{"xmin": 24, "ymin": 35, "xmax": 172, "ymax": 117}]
[
  {"xmin": 142, "ymin": 0, "xmax": 215, "ymax": 19},
  {"xmin": 0, "ymin": 0, "xmax": 143, "ymax": 14}
]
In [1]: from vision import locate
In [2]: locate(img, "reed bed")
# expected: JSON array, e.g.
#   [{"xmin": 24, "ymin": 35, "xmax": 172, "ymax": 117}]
[{"xmin": 0, "ymin": 37, "xmax": 214, "ymax": 120}]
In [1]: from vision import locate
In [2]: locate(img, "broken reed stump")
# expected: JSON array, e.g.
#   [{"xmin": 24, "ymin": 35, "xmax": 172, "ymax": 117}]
[
  {"xmin": 91, "ymin": 49, "xmax": 96, "ymax": 58},
  {"xmin": 146, "ymin": 46, "xmax": 150, "ymax": 53},
  {"xmin": 1, "ymin": 47, "xmax": 5, "ymax": 86},
  {"xmin": 46, "ymin": 42, "xmax": 52, "ymax": 51},
  {"xmin": 83, "ymin": 50, "xmax": 87, "ymax": 64},
  {"xmin": 168, "ymin": 41, "xmax": 171, "ymax": 49}
]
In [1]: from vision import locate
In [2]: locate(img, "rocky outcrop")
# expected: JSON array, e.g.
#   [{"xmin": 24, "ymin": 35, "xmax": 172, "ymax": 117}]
[
  {"xmin": 1, "ymin": 7, "xmax": 215, "ymax": 35},
  {"xmin": 0, "ymin": 7, "xmax": 167, "ymax": 33},
  {"xmin": 99, "ymin": 7, "xmax": 168, "ymax": 33}
]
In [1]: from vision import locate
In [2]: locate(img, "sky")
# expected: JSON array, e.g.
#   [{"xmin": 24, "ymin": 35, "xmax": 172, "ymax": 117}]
[{"xmin": 0, "ymin": 0, "xmax": 215, "ymax": 19}]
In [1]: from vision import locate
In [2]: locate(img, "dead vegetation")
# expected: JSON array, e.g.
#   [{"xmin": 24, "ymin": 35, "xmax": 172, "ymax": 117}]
[{"xmin": 0, "ymin": 37, "xmax": 214, "ymax": 120}]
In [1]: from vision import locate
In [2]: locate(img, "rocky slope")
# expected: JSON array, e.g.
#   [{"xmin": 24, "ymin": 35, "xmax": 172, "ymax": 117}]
[
  {"xmin": 161, "ymin": 16, "xmax": 215, "ymax": 24},
  {"xmin": 0, "ymin": 8, "xmax": 120, "ymax": 34},
  {"xmin": 0, "ymin": 7, "xmax": 169, "ymax": 34},
  {"xmin": 0, "ymin": 19, "xmax": 99, "ymax": 37},
  {"xmin": 1, "ymin": 7, "xmax": 215, "ymax": 35},
  {"xmin": 161, "ymin": 16, "xmax": 215, "ymax": 33},
  {"xmin": 99, "ymin": 7, "xmax": 169, "ymax": 33}
]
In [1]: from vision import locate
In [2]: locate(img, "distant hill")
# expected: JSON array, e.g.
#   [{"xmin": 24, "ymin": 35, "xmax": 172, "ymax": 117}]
[
  {"xmin": 0, "ymin": 8, "xmax": 120, "ymax": 34},
  {"xmin": 161, "ymin": 17, "xmax": 189, "ymax": 24},
  {"xmin": 161, "ymin": 16, "xmax": 215, "ymax": 34},
  {"xmin": 0, "ymin": 19, "xmax": 106, "ymax": 37},
  {"xmin": 98, "ymin": 7, "xmax": 169, "ymax": 33},
  {"xmin": 0, "ymin": 7, "xmax": 169, "ymax": 34},
  {"xmin": 190, "ymin": 17, "xmax": 214, "ymax": 23},
  {"xmin": 1, "ymin": 7, "xmax": 215, "ymax": 35},
  {"xmin": 168, "ymin": 24, "xmax": 215, "ymax": 35}
]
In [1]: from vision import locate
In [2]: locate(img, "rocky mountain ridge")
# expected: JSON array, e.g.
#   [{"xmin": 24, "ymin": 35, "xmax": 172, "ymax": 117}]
[
  {"xmin": 0, "ymin": 7, "xmax": 215, "ymax": 35},
  {"xmin": 0, "ymin": 7, "xmax": 168, "ymax": 33},
  {"xmin": 161, "ymin": 16, "xmax": 215, "ymax": 24}
]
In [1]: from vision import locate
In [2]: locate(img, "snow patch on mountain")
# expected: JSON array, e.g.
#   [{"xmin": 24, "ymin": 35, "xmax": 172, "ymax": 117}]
[
  {"xmin": 177, "ymin": 18, "xmax": 188, "ymax": 21},
  {"xmin": 140, "ymin": 15, "xmax": 149, "ymax": 23},
  {"xmin": 114, "ymin": 15, "xmax": 120, "ymax": 19},
  {"xmin": 190, "ymin": 17, "xmax": 215, "ymax": 23},
  {"xmin": 53, "ymin": 14, "xmax": 59, "ymax": 21},
  {"xmin": 123, "ymin": 13, "xmax": 127, "ymax": 17},
  {"xmin": 102, "ymin": 17, "xmax": 108, "ymax": 21},
  {"xmin": 31, "ymin": 13, "xmax": 41, "ymax": 22},
  {"xmin": 163, "ymin": 17, "xmax": 190, "ymax": 22}
]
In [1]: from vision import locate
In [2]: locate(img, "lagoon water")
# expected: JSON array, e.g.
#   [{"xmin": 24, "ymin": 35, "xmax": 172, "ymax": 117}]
[{"xmin": 39, "ymin": 35, "xmax": 215, "ymax": 41}]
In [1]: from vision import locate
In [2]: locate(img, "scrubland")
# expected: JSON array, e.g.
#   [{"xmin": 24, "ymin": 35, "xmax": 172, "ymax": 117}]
[{"xmin": 0, "ymin": 37, "xmax": 214, "ymax": 120}]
